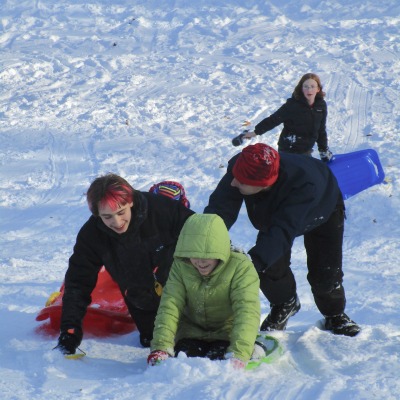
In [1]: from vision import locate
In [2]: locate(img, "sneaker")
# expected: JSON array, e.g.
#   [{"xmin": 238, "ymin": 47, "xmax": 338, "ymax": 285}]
[
  {"xmin": 260, "ymin": 294, "xmax": 301, "ymax": 331},
  {"xmin": 325, "ymin": 313, "xmax": 361, "ymax": 337}
]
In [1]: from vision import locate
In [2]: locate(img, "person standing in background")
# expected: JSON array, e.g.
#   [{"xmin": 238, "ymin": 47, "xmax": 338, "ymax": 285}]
[{"xmin": 239, "ymin": 73, "xmax": 333, "ymax": 161}]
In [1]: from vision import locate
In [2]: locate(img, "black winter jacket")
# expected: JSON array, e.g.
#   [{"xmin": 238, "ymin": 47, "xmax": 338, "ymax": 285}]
[
  {"xmin": 254, "ymin": 96, "xmax": 328, "ymax": 154},
  {"xmin": 204, "ymin": 153, "xmax": 343, "ymax": 271},
  {"xmin": 60, "ymin": 191, "xmax": 194, "ymax": 333}
]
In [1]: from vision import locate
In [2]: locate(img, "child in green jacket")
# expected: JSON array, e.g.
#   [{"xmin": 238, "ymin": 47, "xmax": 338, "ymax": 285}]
[{"xmin": 147, "ymin": 213, "xmax": 261, "ymax": 369}]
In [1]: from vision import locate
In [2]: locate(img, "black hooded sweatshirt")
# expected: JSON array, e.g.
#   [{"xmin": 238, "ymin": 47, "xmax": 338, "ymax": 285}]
[
  {"xmin": 254, "ymin": 95, "xmax": 328, "ymax": 154},
  {"xmin": 61, "ymin": 191, "xmax": 194, "ymax": 334}
]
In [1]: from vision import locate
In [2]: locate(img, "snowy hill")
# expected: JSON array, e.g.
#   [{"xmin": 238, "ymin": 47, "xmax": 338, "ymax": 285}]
[{"xmin": 1, "ymin": 1, "xmax": 399, "ymax": 399}]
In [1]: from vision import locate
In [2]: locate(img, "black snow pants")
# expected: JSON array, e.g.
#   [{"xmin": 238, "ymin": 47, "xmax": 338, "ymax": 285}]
[
  {"xmin": 258, "ymin": 202, "xmax": 346, "ymax": 317},
  {"xmin": 174, "ymin": 338, "xmax": 230, "ymax": 360}
]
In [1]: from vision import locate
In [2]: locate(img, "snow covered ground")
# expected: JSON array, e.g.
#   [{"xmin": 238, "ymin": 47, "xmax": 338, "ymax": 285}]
[{"xmin": 1, "ymin": 1, "xmax": 399, "ymax": 399}]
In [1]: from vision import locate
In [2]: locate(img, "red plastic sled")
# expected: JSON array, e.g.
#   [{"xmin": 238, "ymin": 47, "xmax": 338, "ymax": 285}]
[{"xmin": 36, "ymin": 267, "xmax": 136, "ymax": 337}]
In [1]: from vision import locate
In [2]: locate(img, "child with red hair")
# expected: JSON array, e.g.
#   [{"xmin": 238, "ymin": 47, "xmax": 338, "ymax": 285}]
[{"xmin": 55, "ymin": 174, "xmax": 194, "ymax": 355}]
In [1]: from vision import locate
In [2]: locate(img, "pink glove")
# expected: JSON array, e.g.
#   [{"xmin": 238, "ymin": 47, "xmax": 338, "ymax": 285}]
[
  {"xmin": 229, "ymin": 358, "xmax": 246, "ymax": 370},
  {"xmin": 147, "ymin": 350, "xmax": 169, "ymax": 366}
]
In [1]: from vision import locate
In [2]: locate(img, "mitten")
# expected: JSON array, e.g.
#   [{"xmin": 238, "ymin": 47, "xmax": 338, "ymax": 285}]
[
  {"xmin": 147, "ymin": 350, "xmax": 169, "ymax": 366},
  {"xmin": 232, "ymin": 133, "xmax": 246, "ymax": 147},
  {"xmin": 54, "ymin": 328, "xmax": 82, "ymax": 355},
  {"xmin": 319, "ymin": 148, "xmax": 333, "ymax": 162}
]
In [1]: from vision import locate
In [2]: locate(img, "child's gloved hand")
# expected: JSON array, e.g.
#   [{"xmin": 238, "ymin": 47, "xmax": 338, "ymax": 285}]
[
  {"xmin": 54, "ymin": 328, "xmax": 82, "ymax": 355},
  {"xmin": 319, "ymin": 148, "xmax": 333, "ymax": 162},
  {"xmin": 225, "ymin": 352, "xmax": 246, "ymax": 369},
  {"xmin": 229, "ymin": 358, "xmax": 247, "ymax": 369},
  {"xmin": 147, "ymin": 350, "xmax": 169, "ymax": 366}
]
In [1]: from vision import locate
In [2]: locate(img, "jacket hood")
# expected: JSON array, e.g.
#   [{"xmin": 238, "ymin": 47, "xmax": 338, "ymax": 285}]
[{"xmin": 174, "ymin": 214, "xmax": 231, "ymax": 265}]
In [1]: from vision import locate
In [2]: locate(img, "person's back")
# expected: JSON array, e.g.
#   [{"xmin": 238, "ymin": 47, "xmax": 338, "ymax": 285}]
[
  {"xmin": 203, "ymin": 143, "xmax": 360, "ymax": 337},
  {"xmin": 243, "ymin": 152, "xmax": 341, "ymax": 233}
]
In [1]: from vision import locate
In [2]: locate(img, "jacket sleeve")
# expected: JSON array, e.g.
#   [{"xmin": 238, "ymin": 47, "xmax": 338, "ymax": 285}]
[
  {"xmin": 150, "ymin": 262, "xmax": 186, "ymax": 354},
  {"xmin": 204, "ymin": 157, "xmax": 244, "ymax": 230},
  {"xmin": 60, "ymin": 225, "xmax": 103, "ymax": 333},
  {"xmin": 254, "ymin": 102, "xmax": 289, "ymax": 135},
  {"xmin": 316, "ymin": 102, "xmax": 328, "ymax": 151},
  {"xmin": 228, "ymin": 257, "xmax": 261, "ymax": 361}
]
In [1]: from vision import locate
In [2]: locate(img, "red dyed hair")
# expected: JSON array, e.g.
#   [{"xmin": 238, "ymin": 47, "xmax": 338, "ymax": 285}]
[{"xmin": 86, "ymin": 173, "xmax": 134, "ymax": 216}]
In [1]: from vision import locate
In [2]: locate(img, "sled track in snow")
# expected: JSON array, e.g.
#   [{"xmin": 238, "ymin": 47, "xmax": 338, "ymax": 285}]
[
  {"xmin": 343, "ymin": 80, "xmax": 371, "ymax": 152},
  {"xmin": 325, "ymin": 72, "xmax": 370, "ymax": 154}
]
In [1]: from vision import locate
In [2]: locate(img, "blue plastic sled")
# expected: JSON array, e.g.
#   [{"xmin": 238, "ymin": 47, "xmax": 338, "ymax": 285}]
[{"xmin": 328, "ymin": 149, "xmax": 385, "ymax": 200}]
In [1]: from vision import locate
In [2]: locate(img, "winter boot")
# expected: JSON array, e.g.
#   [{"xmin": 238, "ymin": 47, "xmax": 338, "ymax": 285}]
[
  {"xmin": 325, "ymin": 313, "xmax": 361, "ymax": 337},
  {"xmin": 260, "ymin": 294, "xmax": 301, "ymax": 331}
]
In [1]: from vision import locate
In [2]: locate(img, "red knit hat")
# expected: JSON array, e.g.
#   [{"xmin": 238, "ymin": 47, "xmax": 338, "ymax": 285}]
[{"xmin": 232, "ymin": 143, "xmax": 280, "ymax": 186}]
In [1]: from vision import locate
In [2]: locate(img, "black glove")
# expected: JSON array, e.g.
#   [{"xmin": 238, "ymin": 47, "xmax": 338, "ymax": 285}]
[
  {"xmin": 54, "ymin": 329, "xmax": 82, "ymax": 355},
  {"xmin": 232, "ymin": 129, "xmax": 253, "ymax": 147},
  {"xmin": 232, "ymin": 133, "xmax": 246, "ymax": 147},
  {"xmin": 319, "ymin": 148, "xmax": 333, "ymax": 162}
]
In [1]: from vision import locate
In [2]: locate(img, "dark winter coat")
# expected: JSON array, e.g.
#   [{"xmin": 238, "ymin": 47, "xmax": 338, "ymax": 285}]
[
  {"xmin": 254, "ymin": 95, "xmax": 328, "ymax": 154},
  {"xmin": 60, "ymin": 191, "xmax": 194, "ymax": 334},
  {"xmin": 204, "ymin": 153, "xmax": 343, "ymax": 271}
]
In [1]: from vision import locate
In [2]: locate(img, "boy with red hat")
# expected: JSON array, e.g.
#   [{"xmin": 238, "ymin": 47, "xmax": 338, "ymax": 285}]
[{"xmin": 204, "ymin": 143, "xmax": 360, "ymax": 337}]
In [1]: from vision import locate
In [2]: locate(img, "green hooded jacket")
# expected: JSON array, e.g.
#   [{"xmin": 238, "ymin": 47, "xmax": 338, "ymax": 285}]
[{"xmin": 150, "ymin": 214, "xmax": 261, "ymax": 361}]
